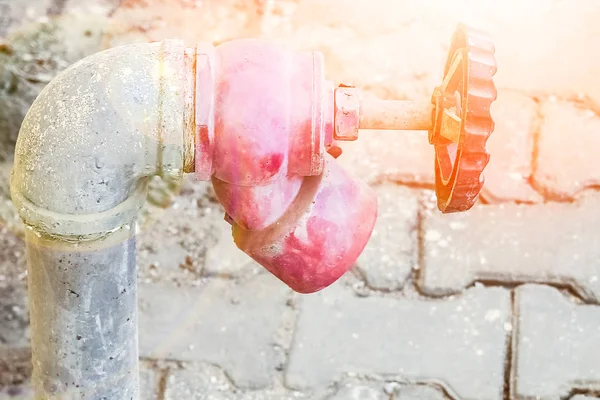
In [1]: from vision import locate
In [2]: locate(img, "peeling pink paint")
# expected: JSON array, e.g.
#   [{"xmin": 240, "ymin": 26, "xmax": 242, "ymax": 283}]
[
  {"xmin": 195, "ymin": 39, "xmax": 377, "ymax": 293},
  {"xmin": 232, "ymin": 156, "xmax": 377, "ymax": 294},
  {"xmin": 212, "ymin": 174, "xmax": 303, "ymax": 231}
]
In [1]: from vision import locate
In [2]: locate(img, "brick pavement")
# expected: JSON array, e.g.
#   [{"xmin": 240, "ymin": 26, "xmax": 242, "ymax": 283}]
[{"xmin": 2, "ymin": 1, "xmax": 600, "ymax": 400}]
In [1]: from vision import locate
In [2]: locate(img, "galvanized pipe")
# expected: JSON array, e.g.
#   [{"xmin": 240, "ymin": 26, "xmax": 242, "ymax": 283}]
[
  {"xmin": 25, "ymin": 228, "xmax": 138, "ymax": 399},
  {"xmin": 11, "ymin": 39, "xmax": 193, "ymax": 399}
]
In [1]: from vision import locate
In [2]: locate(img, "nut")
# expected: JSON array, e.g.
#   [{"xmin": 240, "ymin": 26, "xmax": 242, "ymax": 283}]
[{"xmin": 334, "ymin": 87, "xmax": 360, "ymax": 141}]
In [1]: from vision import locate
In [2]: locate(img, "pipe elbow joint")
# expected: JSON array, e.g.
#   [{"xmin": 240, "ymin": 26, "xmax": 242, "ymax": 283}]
[{"xmin": 11, "ymin": 40, "xmax": 194, "ymax": 238}]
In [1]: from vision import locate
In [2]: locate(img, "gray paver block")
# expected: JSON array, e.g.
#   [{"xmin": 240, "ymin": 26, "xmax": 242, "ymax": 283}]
[
  {"xmin": 337, "ymin": 128, "xmax": 434, "ymax": 186},
  {"xmin": 164, "ymin": 363, "xmax": 232, "ymax": 400},
  {"xmin": 164, "ymin": 362, "xmax": 308, "ymax": 400},
  {"xmin": 140, "ymin": 362, "xmax": 161, "ymax": 400},
  {"xmin": 286, "ymin": 281, "xmax": 511, "ymax": 400},
  {"xmin": 203, "ymin": 214, "xmax": 263, "ymax": 278},
  {"xmin": 235, "ymin": 391, "xmax": 308, "ymax": 400},
  {"xmin": 421, "ymin": 193, "xmax": 600, "ymax": 302},
  {"xmin": 327, "ymin": 383, "xmax": 387, "ymax": 400},
  {"xmin": 354, "ymin": 185, "xmax": 419, "ymax": 291},
  {"xmin": 570, "ymin": 396, "xmax": 600, "ymax": 400},
  {"xmin": 513, "ymin": 285, "xmax": 600, "ymax": 399},
  {"xmin": 327, "ymin": 382, "xmax": 449, "ymax": 400},
  {"xmin": 394, "ymin": 384, "xmax": 449, "ymax": 400},
  {"xmin": 63, "ymin": 0, "xmax": 121, "ymax": 16},
  {"xmin": 534, "ymin": 99, "xmax": 600, "ymax": 199},
  {"xmin": 139, "ymin": 274, "xmax": 291, "ymax": 389},
  {"xmin": 482, "ymin": 90, "xmax": 542, "ymax": 203}
]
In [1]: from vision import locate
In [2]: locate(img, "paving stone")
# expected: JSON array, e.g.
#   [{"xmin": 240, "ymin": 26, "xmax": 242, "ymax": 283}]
[
  {"xmin": 534, "ymin": 99, "xmax": 600, "ymax": 199},
  {"xmin": 203, "ymin": 216, "xmax": 264, "ymax": 278},
  {"xmin": 421, "ymin": 192, "xmax": 600, "ymax": 302},
  {"xmin": 234, "ymin": 390, "xmax": 308, "ymax": 400},
  {"xmin": 286, "ymin": 281, "xmax": 510, "ymax": 400},
  {"xmin": 327, "ymin": 382, "xmax": 449, "ymax": 400},
  {"xmin": 481, "ymin": 90, "xmax": 542, "ymax": 203},
  {"xmin": 63, "ymin": 0, "xmax": 122, "ymax": 16},
  {"xmin": 394, "ymin": 384, "xmax": 449, "ymax": 400},
  {"xmin": 354, "ymin": 185, "xmax": 419, "ymax": 291},
  {"xmin": 140, "ymin": 362, "xmax": 161, "ymax": 400},
  {"xmin": 337, "ymin": 129, "xmax": 434, "ymax": 187},
  {"xmin": 163, "ymin": 363, "xmax": 233, "ymax": 400},
  {"xmin": 164, "ymin": 362, "xmax": 309, "ymax": 400},
  {"xmin": 139, "ymin": 274, "xmax": 291, "ymax": 389},
  {"xmin": 327, "ymin": 383, "xmax": 388, "ymax": 400},
  {"xmin": 513, "ymin": 285, "xmax": 600, "ymax": 399}
]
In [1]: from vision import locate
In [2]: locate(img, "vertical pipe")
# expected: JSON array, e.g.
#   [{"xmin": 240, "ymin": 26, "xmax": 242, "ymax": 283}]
[{"xmin": 25, "ymin": 227, "xmax": 138, "ymax": 399}]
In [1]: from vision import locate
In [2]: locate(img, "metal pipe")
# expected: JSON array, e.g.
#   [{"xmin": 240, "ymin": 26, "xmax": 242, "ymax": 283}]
[
  {"xmin": 25, "ymin": 227, "xmax": 138, "ymax": 399},
  {"xmin": 359, "ymin": 98, "xmax": 433, "ymax": 131},
  {"xmin": 11, "ymin": 39, "xmax": 193, "ymax": 399}
]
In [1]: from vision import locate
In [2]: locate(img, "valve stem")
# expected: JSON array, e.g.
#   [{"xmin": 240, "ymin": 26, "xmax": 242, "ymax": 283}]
[
  {"xmin": 333, "ymin": 86, "xmax": 461, "ymax": 144},
  {"xmin": 333, "ymin": 86, "xmax": 437, "ymax": 143},
  {"xmin": 359, "ymin": 98, "xmax": 433, "ymax": 131}
]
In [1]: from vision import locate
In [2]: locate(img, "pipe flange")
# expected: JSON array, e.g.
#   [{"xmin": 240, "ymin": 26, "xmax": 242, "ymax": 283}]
[
  {"xmin": 10, "ymin": 177, "xmax": 147, "ymax": 240},
  {"xmin": 430, "ymin": 24, "xmax": 498, "ymax": 213}
]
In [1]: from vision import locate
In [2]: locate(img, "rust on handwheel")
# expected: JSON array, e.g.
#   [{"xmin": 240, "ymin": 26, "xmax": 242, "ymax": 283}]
[{"xmin": 430, "ymin": 24, "xmax": 498, "ymax": 213}]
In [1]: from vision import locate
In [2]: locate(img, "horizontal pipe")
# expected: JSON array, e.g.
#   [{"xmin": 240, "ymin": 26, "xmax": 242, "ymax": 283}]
[{"xmin": 359, "ymin": 98, "xmax": 433, "ymax": 131}]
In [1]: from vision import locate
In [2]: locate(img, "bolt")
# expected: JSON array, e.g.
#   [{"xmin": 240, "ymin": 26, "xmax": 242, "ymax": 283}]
[{"xmin": 334, "ymin": 86, "xmax": 360, "ymax": 141}]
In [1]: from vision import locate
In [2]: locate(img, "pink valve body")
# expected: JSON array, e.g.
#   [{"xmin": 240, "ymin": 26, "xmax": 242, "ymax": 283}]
[
  {"xmin": 194, "ymin": 39, "xmax": 378, "ymax": 293},
  {"xmin": 233, "ymin": 155, "xmax": 377, "ymax": 293}
]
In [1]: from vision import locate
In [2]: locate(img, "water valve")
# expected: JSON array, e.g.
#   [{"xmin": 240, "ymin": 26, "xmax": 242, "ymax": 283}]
[
  {"xmin": 331, "ymin": 24, "xmax": 498, "ymax": 213},
  {"xmin": 198, "ymin": 24, "xmax": 497, "ymax": 293}
]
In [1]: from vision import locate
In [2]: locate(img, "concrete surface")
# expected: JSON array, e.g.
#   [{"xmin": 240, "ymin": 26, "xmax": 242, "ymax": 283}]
[{"xmin": 1, "ymin": 1, "xmax": 600, "ymax": 399}]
